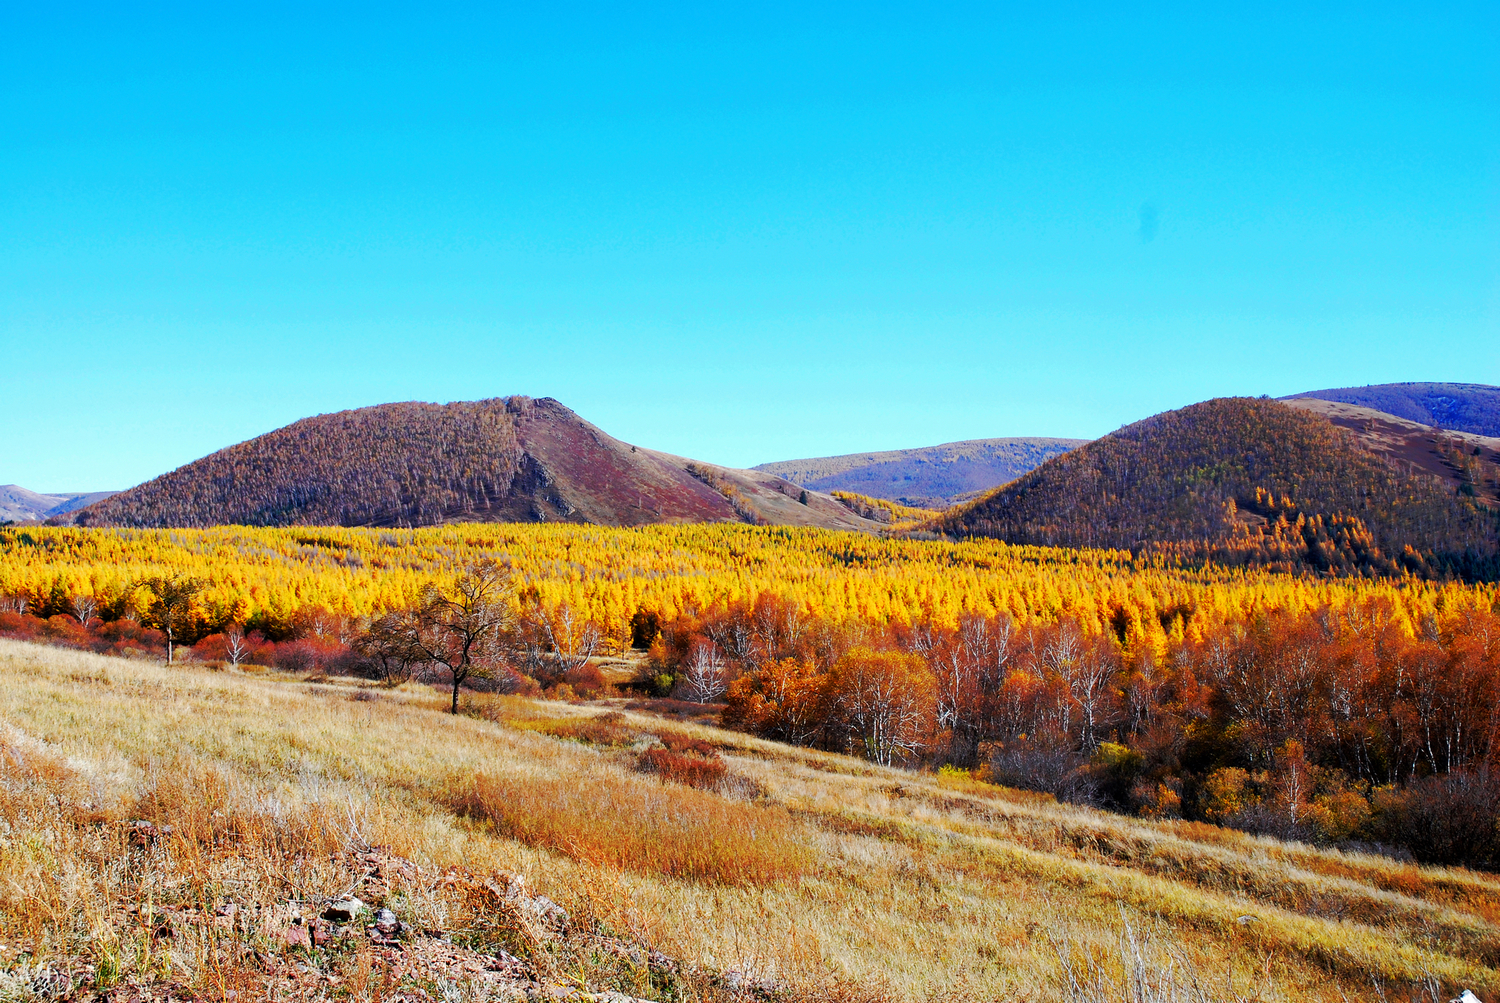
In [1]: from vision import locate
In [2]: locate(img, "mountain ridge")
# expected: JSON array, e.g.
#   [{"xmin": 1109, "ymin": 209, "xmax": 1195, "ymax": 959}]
[
  {"xmin": 1283, "ymin": 382, "xmax": 1500, "ymax": 438},
  {"xmin": 0, "ymin": 486, "xmax": 117, "ymax": 525},
  {"xmin": 70, "ymin": 397, "xmax": 884, "ymax": 532},
  {"xmin": 754, "ymin": 436, "xmax": 1086, "ymax": 508}
]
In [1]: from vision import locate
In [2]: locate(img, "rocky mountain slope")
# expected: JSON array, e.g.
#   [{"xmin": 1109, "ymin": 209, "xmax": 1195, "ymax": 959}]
[
  {"xmin": 754, "ymin": 437, "xmax": 1085, "ymax": 508},
  {"xmin": 934, "ymin": 397, "xmax": 1500, "ymax": 579},
  {"xmin": 70, "ymin": 397, "xmax": 882, "ymax": 532}
]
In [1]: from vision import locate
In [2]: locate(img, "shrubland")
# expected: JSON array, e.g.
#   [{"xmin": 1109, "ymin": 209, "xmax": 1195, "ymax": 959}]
[{"xmin": 4, "ymin": 637, "xmax": 1500, "ymax": 1001}]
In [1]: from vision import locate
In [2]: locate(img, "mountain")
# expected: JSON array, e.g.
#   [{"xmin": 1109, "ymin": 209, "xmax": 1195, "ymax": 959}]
[
  {"xmin": 754, "ymin": 437, "xmax": 1087, "ymax": 508},
  {"xmin": 70, "ymin": 397, "xmax": 884, "ymax": 532},
  {"xmin": 1283, "ymin": 398, "xmax": 1500, "ymax": 508},
  {"xmin": 1283, "ymin": 383, "xmax": 1500, "ymax": 438},
  {"xmin": 0, "ymin": 486, "xmax": 117, "ymax": 524},
  {"xmin": 934, "ymin": 397, "xmax": 1500, "ymax": 579}
]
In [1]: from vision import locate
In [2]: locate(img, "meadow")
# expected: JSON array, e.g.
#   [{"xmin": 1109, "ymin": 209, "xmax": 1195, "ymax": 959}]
[{"xmin": 4, "ymin": 636, "xmax": 1499, "ymax": 1002}]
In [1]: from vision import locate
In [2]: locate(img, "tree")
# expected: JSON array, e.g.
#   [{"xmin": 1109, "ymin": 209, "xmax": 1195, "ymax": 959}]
[
  {"xmin": 355, "ymin": 610, "xmax": 423, "ymax": 684},
  {"xmin": 413, "ymin": 560, "xmax": 515, "ymax": 714},
  {"xmin": 681, "ymin": 640, "xmax": 727, "ymax": 703},
  {"xmin": 825, "ymin": 648, "xmax": 937, "ymax": 766},
  {"xmin": 71, "ymin": 593, "xmax": 99, "ymax": 628},
  {"xmin": 533, "ymin": 601, "xmax": 601, "ymax": 675},
  {"xmin": 225, "ymin": 624, "xmax": 251, "ymax": 669},
  {"xmin": 135, "ymin": 574, "xmax": 205, "ymax": 664}
]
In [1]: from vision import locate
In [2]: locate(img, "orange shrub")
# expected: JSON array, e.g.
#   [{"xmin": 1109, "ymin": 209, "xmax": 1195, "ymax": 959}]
[
  {"xmin": 444, "ymin": 769, "xmax": 809, "ymax": 885},
  {"xmin": 637, "ymin": 748, "xmax": 727, "ymax": 790}
]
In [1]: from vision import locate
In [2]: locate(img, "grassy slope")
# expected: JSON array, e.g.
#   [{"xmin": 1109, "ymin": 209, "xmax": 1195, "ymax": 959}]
[{"xmin": 3, "ymin": 639, "xmax": 1499, "ymax": 1001}]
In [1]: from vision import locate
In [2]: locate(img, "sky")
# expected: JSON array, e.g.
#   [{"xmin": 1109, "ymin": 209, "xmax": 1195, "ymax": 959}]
[{"xmin": 2, "ymin": 2, "xmax": 1498, "ymax": 491}]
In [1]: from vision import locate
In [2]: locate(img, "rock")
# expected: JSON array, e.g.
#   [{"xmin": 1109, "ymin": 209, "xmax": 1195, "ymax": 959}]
[
  {"xmin": 372, "ymin": 907, "xmax": 400, "ymax": 936},
  {"xmin": 127, "ymin": 820, "xmax": 173, "ymax": 846},
  {"xmin": 322, "ymin": 897, "xmax": 365, "ymax": 924},
  {"xmin": 279, "ymin": 925, "xmax": 311, "ymax": 950},
  {"xmin": 523, "ymin": 895, "xmax": 568, "ymax": 932}
]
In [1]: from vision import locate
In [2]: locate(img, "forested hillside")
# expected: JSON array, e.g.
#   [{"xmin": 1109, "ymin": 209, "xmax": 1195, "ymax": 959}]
[
  {"xmin": 69, "ymin": 397, "xmax": 881, "ymax": 532},
  {"xmin": 755, "ymin": 437, "xmax": 1084, "ymax": 508},
  {"xmin": 1287, "ymin": 382, "xmax": 1500, "ymax": 437},
  {"xmin": 936, "ymin": 397, "xmax": 1500, "ymax": 579}
]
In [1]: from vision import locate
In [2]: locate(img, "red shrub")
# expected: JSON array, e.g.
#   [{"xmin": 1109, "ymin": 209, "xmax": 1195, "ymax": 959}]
[{"xmin": 637, "ymin": 748, "xmax": 728, "ymax": 790}]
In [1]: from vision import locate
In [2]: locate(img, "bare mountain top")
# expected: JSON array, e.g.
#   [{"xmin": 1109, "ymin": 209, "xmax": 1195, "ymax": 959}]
[
  {"xmin": 1284, "ymin": 382, "xmax": 1500, "ymax": 438},
  {"xmin": 754, "ymin": 437, "xmax": 1086, "ymax": 508},
  {"xmin": 68, "ymin": 397, "xmax": 883, "ymax": 532},
  {"xmin": 0, "ymin": 486, "xmax": 117, "ymax": 524}
]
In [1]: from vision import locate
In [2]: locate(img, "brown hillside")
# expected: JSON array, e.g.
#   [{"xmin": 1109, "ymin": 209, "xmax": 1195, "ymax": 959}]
[
  {"xmin": 935, "ymin": 397, "xmax": 1500, "ymax": 579},
  {"xmin": 71, "ymin": 397, "xmax": 883, "ymax": 532},
  {"xmin": 1285, "ymin": 398, "xmax": 1500, "ymax": 508}
]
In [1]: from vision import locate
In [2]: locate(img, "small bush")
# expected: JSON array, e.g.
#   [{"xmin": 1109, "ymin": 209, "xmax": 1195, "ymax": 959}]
[
  {"xmin": 530, "ymin": 711, "xmax": 640, "ymax": 747},
  {"xmin": 444, "ymin": 769, "xmax": 809, "ymax": 885},
  {"xmin": 564, "ymin": 663, "xmax": 607, "ymax": 697},
  {"xmin": 637, "ymin": 748, "xmax": 728, "ymax": 790}
]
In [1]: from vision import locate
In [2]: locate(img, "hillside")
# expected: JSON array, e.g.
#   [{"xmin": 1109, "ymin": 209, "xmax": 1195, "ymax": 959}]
[
  {"xmin": 935, "ymin": 397, "xmax": 1500, "ymax": 579},
  {"xmin": 0, "ymin": 486, "xmax": 116, "ymax": 524},
  {"xmin": 1285, "ymin": 382, "xmax": 1500, "ymax": 437},
  {"xmin": 1285, "ymin": 397, "xmax": 1500, "ymax": 508},
  {"xmin": 754, "ymin": 437, "xmax": 1085, "ymax": 508},
  {"xmin": 68, "ymin": 397, "xmax": 882, "ymax": 532},
  {"xmin": 5, "ymin": 636, "xmax": 1498, "ymax": 1001}
]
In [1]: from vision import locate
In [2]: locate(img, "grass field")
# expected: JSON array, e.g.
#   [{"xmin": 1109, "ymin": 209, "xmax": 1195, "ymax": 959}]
[{"xmin": 2, "ymin": 636, "xmax": 1497, "ymax": 1001}]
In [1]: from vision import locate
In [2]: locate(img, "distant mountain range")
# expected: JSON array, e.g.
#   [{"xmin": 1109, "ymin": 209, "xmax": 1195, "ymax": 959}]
[
  {"xmin": 67, "ymin": 397, "xmax": 885, "ymax": 533},
  {"xmin": 0, "ymin": 486, "xmax": 117, "ymax": 525},
  {"xmin": 753, "ymin": 438, "xmax": 1086, "ymax": 508},
  {"xmin": 936, "ymin": 397, "xmax": 1500, "ymax": 579},
  {"xmin": 1283, "ymin": 382, "xmax": 1500, "ymax": 438}
]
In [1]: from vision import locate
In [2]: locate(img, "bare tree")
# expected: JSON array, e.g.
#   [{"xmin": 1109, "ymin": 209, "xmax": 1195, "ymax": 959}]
[
  {"xmin": 71, "ymin": 593, "xmax": 99, "ymax": 628},
  {"xmin": 135, "ymin": 574, "xmax": 205, "ymax": 664},
  {"xmin": 0, "ymin": 593, "xmax": 27, "ymax": 615},
  {"xmin": 535, "ymin": 601, "xmax": 601, "ymax": 675},
  {"xmin": 413, "ymin": 561, "xmax": 515, "ymax": 714},
  {"xmin": 681, "ymin": 641, "xmax": 727, "ymax": 703},
  {"xmin": 827, "ymin": 649, "xmax": 936, "ymax": 767},
  {"xmin": 225, "ymin": 624, "xmax": 251, "ymax": 669},
  {"xmin": 355, "ymin": 610, "xmax": 424, "ymax": 684}
]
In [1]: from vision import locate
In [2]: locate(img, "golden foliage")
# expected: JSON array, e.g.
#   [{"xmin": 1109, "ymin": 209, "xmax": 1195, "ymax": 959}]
[{"xmin": 3, "ymin": 522, "xmax": 1496, "ymax": 656}]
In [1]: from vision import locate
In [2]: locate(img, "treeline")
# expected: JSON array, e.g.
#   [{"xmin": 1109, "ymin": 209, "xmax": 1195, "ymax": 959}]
[
  {"xmin": 75, "ymin": 398, "xmax": 530, "ymax": 528},
  {"xmin": 938, "ymin": 398, "xmax": 1500, "ymax": 580},
  {"xmin": 642, "ymin": 592, "xmax": 1500, "ymax": 868}
]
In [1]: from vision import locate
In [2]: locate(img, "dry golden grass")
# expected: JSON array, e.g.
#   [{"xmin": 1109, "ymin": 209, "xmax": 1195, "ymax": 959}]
[
  {"xmin": 443, "ymin": 770, "xmax": 807, "ymax": 885},
  {"xmin": 2, "ymin": 637, "xmax": 1498, "ymax": 1002}
]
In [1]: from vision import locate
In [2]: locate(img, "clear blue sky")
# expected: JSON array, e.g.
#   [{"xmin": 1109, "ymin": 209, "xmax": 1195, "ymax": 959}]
[{"xmin": 3, "ymin": 2, "xmax": 1497, "ymax": 490}]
